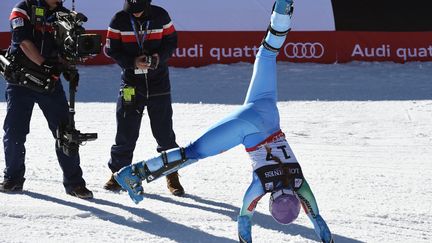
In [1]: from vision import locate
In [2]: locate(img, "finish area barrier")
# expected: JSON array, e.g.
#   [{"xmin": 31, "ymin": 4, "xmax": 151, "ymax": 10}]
[{"xmin": 1, "ymin": 31, "xmax": 432, "ymax": 66}]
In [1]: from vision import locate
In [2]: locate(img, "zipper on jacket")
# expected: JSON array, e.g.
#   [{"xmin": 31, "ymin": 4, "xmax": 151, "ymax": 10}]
[
  {"xmin": 138, "ymin": 21, "xmax": 149, "ymax": 99},
  {"xmin": 145, "ymin": 73, "xmax": 149, "ymax": 99}
]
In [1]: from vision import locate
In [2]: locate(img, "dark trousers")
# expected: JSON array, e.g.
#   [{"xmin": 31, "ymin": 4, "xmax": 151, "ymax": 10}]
[
  {"xmin": 2, "ymin": 83, "xmax": 85, "ymax": 191},
  {"xmin": 109, "ymin": 93, "xmax": 178, "ymax": 173}
]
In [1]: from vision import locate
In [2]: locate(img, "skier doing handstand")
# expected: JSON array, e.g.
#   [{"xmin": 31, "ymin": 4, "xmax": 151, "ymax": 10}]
[{"xmin": 115, "ymin": 0, "xmax": 333, "ymax": 242}]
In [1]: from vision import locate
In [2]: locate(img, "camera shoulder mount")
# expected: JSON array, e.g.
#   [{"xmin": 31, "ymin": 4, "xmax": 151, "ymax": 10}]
[{"xmin": 0, "ymin": 51, "xmax": 57, "ymax": 93}]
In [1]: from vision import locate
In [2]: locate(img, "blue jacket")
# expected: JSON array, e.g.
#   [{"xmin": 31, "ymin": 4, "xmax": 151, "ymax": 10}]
[
  {"xmin": 9, "ymin": 0, "xmax": 68, "ymax": 59},
  {"xmin": 106, "ymin": 6, "xmax": 177, "ymax": 98}
]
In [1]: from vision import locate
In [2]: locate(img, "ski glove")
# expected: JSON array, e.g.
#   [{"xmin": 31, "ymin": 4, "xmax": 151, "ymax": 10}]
[
  {"xmin": 313, "ymin": 214, "xmax": 334, "ymax": 243},
  {"xmin": 238, "ymin": 215, "xmax": 252, "ymax": 243}
]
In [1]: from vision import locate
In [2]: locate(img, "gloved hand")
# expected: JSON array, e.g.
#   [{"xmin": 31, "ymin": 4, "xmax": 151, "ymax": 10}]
[
  {"xmin": 314, "ymin": 214, "xmax": 334, "ymax": 243},
  {"xmin": 63, "ymin": 69, "xmax": 80, "ymax": 91},
  {"xmin": 41, "ymin": 59, "xmax": 63, "ymax": 79},
  {"xmin": 63, "ymin": 69, "xmax": 79, "ymax": 82},
  {"xmin": 147, "ymin": 53, "xmax": 159, "ymax": 70},
  {"xmin": 238, "ymin": 215, "xmax": 252, "ymax": 243},
  {"xmin": 135, "ymin": 54, "xmax": 159, "ymax": 70},
  {"xmin": 114, "ymin": 162, "xmax": 147, "ymax": 204}
]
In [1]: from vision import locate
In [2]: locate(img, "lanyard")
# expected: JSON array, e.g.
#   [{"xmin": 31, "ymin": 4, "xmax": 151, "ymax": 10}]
[{"xmin": 129, "ymin": 15, "xmax": 150, "ymax": 53}]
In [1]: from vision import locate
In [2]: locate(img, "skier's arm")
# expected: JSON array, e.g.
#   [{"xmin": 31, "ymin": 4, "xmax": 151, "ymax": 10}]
[
  {"xmin": 238, "ymin": 173, "xmax": 265, "ymax": 243},
  {"xmin": 106, "ymin": 15, "xmax": 136, "ymax": 69},
  {"xmin": 296, "ymin": 179, "xmax": 334, "ymax": 243}
]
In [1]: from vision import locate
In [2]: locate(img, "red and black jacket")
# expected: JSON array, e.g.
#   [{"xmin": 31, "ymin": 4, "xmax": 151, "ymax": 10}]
[{"xmin": 106, "ymin": 5, "xmax": 177, "ymax": 98}]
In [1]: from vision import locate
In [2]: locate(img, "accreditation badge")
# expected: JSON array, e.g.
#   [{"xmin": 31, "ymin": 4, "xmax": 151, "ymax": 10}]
[
  {"xmin": 11, "ymin": 17, "xmax": 25, "ymax": 29},
  {"xmin": 134, "ymin": 69, "xmax": 147, "ymax": 74}
]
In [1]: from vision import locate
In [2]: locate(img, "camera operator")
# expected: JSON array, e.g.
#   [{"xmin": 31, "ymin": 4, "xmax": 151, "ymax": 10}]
[
  {"xmin": 0, "ymin": 0, "xmax": 93, "ymax": 199},
  {"xmin": 104, "ymin": 0, "xmax": 185, "ymax": 196}
]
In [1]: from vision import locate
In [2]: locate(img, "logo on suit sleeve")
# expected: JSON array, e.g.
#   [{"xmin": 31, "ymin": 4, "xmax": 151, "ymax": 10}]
[{"xmin": 11, "ymin": 17, "xmax": 24, "ymax": 29}]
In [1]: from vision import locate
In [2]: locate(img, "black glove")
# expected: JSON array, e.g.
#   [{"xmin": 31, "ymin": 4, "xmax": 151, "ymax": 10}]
[
  {"xmin": 143, "ymin": 54, "xmax": 159, "ymax": 70},
  {"xmin": 41, "ymin": 60, "xmax": 63, "ymax": 78},
  {"xmin": 63, "ymin": 69, "xmax": 79, "ymax": 91}
]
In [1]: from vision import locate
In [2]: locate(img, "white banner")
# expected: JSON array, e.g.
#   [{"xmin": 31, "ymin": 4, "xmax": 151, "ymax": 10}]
[{"xmin": 0, "ymin": 0, "xmax": 335, "ymax": 32}]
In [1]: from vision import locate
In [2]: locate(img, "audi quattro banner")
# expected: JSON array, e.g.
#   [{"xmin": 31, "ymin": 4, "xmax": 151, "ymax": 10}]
[
  {"xmin": 168, "ymin": 31, "xmax": 337, "ymax": 66},
  {"xmin": 1, "ymin": 0, "xmax": 431, "ymax": 66},
  {"xmin": 330, "ymin": 0, "xmax": 432, "ymax": 63}
]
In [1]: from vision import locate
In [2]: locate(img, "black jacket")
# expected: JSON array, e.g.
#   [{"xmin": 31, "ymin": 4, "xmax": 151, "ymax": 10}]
[
  {"xmin": 9, "ymin": 0, "xmax": 69, "ymax": 59},
  {"xmin": 106, "ymin": 5, "xmax": 177, "ymax": 98}
]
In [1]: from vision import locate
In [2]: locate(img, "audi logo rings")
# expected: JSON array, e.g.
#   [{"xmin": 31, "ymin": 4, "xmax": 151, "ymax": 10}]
[{"xmin": 283, "ymin": 42, "xmax": 325, "ymax": 59}]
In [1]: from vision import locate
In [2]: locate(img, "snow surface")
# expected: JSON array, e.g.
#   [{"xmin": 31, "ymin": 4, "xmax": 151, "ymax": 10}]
[
  {"xmin": 0, "ymin": 62, "xmax": 431, "ymax": 243},
  {"xmin": 1, "ymin": 61, "xmax": 432, "ymax": 103}
]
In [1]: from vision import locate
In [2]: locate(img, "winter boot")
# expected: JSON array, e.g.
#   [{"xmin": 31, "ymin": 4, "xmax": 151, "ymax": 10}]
[
  {"xmin": 104, "ymin": 174, "xmax": 123, "ymax": 191},
  {"xmin": 0, "ymin": 179, "xmax": 25, "ymax": 192},
  {"xmin": 166, "ymin": 172, "xmax": 185, "ymax": 196},
  {"xmin": 274, "ymin": 0, "xmax": 294, "ymax": 15},
  {"xmin": 67, "ymin": 185, "xmax": 94, "ymax": 199}
]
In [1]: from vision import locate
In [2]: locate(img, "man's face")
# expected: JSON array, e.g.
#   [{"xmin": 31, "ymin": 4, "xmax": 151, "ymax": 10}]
[
  {"xmin": 45, "ymin": 0, "xmax": 61, "ymax": 9},
  {"xmin": 132, "ymin": 11, "xmax": 144, "ymax": 18}
]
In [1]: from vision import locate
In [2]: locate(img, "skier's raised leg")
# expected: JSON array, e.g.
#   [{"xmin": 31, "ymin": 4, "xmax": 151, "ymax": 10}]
[
  {"xmin": 114, "ymin": 115, "xmax": 256, "ymax": 203},
  {"xmin": 113, "ymin": 147, "xmax": 194, "ymax": 204},
  {"xmin": 244, "ymin": 0, "xmax": 294, "ymax": 104}
]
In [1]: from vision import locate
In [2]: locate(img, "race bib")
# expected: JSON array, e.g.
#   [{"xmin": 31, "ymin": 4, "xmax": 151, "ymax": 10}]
[
  {"xmin": 255, "ymin": 163, "xmax": 304, "ymax": 193},
  {"xmin": 11, "ymin": 17, "xmax": 25, "ymax": 29}
]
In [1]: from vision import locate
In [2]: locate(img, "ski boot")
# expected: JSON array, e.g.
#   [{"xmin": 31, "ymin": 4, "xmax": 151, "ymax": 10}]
[
  {"xmin": 114, "ymin": 162, "xmax": 147, "ymax": 204},
  {"xmin": 262, "ymin": 0, "xmax": 294, "ymax": 52}
]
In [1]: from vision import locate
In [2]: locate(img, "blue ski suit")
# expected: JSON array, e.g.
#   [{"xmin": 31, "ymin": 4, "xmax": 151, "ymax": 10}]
[{"xmin": 115, "ymin": 1, "xmax": 333, "ymax": 242}]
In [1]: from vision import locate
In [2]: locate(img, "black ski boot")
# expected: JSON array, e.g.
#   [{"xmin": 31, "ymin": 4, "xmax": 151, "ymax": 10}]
[
  {"xmin": 0, "ymin": 179, "xmax": 25, "ymax": 192},
  {"xmin": 67, "ymin": 185, "xmax": 94, "ymax": 199}
]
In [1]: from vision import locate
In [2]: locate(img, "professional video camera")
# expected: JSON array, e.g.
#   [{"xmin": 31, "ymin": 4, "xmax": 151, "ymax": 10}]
[
  {"xmin": 0, "ymin": 5, "xmax": 100, "ymax": 157},
  {"xmin": 53, "ymin": 11, "xmax": 102, "ymax": 62}
]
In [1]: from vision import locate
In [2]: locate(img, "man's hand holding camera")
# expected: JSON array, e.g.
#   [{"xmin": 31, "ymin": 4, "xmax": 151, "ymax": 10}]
[
  {"xmin": 41, "ymin": 59, "xmax": 63, "ymax": 80},
  {"xmin": 134, "ymin": 53, "xmax": 159, "ymax": 74}
]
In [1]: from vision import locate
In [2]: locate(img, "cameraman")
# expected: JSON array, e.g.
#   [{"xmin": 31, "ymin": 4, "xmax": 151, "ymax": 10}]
[
  {"xmin": 0, "ymin": 0, "xmax": 93, "ymax": 199},
  {"xmin": 104, "ymin": 0, "xmax": 185, "ymax": 196}
]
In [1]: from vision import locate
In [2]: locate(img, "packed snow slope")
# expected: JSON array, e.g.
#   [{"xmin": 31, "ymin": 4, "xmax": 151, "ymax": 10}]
[{"xmin": 0, "ymin": 62, "xmax": 431, "ymax": 242}]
